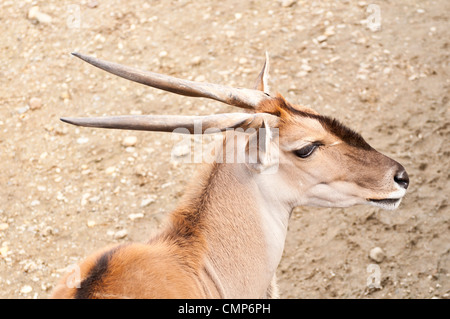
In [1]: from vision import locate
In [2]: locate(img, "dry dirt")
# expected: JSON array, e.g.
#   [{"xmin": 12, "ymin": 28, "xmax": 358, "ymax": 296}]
[{"xmin": 0, "ymin": 0, "xmax": 449, "ymax": 299}]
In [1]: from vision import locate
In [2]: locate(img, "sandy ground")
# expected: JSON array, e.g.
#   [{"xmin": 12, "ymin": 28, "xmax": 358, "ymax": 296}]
[{"xmin": 0, "ymin": 0, "xmax": 448, "ymax": 299}]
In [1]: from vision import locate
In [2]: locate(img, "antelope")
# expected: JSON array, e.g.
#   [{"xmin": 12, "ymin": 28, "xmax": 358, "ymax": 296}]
[{"xmin": 52, "ymin": 52, "xmax": 409, "ymax": 299}]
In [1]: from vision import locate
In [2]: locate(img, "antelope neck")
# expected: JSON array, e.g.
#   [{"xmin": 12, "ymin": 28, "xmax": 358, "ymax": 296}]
[{"xmin": 169, "ymin": 162, "xmax": 292, "ymax": 298}]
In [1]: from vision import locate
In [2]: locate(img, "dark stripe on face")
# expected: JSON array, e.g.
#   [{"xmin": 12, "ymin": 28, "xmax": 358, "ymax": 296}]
[
  {"xmin": 74, "ymin": 247, "xmax": 118, "ymax": 299},
  {"xmin": 282, "ymin": 101, "xmax": 372, "ymax": 150}
]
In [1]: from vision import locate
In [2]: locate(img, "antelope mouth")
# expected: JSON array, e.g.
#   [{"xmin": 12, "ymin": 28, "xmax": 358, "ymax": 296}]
[{"xmin": 368, "ymin": 198, "xmax": 402, "ymax": 210}]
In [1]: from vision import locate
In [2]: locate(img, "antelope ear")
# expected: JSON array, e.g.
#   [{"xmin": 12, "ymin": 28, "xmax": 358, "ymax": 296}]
[
  {"xmin": 254, "ymin": 51, "xmax": 272, "ymax": 95},
  {"xmin": 246, "ymin": 117, "xmax": 280, "ymax": 174}
]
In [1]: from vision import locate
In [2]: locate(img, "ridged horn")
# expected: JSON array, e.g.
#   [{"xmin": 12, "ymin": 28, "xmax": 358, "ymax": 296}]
[{"xmin": 72, "ymin": 52, "xmax": 272, "ymax": 110}]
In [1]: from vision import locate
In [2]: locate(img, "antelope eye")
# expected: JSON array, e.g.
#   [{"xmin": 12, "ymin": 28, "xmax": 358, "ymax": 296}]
[{"xmin": 293, "ymin": 143, "xmax": 320, "ymax": 158}]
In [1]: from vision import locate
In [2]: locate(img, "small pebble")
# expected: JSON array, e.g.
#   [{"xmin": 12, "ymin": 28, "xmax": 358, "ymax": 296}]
[
  {"xmin": 172, "ymin": 144, "xmax": 191, "ymax": 157},
  {"xmin": 60, "ymin": 91, "xmax": 70, "ymax": 100},
  {"xmin": 134, "ymin": 164, "xmax": 147, "ymax": 177},
  {"xmin": 20, "ymin": 285, "xmax": 33, "ymax": 294},
  {"xmin": 0, "ymin": 246, "xmax": 8, "ymax": 257},
  {"xmin": 29, "ymin": 97, "xmax": 42, "ymax": 110},
  {"xmin": 28, "ymin": 6, "xmax": 52, "ymax": 24},
  {"xmin": 0, "ymin": 223, "xmax": 9, "ymax": 231},
  {"xmin": 369, "ymin": 247, "xmax": 385, "ymax": 263},
  {"xmin": 300, "ymin": 64, "xmax": 312, "ymax": 72},
  {"xmin": 295, "ymin": 71, "xmax": 308, "ymax": 78},
  {"xmin": 16, "ymin": 106, "xmax": 29, "ymax": 115},
  {"xmin": 114, "ymin": 229, "xmax": 128, "ymax": 239},
  {"xmin": 280, "ymin": 0, "xmax": 297, "ymax": 7},
  {"xmin": 31, "ymin": 200, "xmax": 41, "ymax": 206},
  {"xmin": 324, "ymin": 26, "xmax": 335, "ymax": 37},
  {"xmin": 194, "ymin": 75, "xmax": 206, "ymax": 82},
  {"xmin": 89, "ymin": 196, "xmax": 100, "ymax": 203},
  {"xmin": 81, "ymin": 193, "xmax": 91, "ymax": 206},
  {"xmin": 87, "ymin": 0, "xmax": 99, "ymax": 8},
  {"xmin": 316, "ymin": 35, "xmax": 328, "ymax": 43},
  {"xmin": 122, "ymin": 136, "xmax": 138, "ymax": 147},
  {"xmin": 77, "ymin": 137, "xmax": 89, "ymax": 144},
  {"xmin": 41, "ymin": 282, "xmax": 52, "ymax": 292},
  {"xmin": 105, "ymin": 166, "xmax": 116, "ymax": 175},
  {"xmin": 140, "ymin": 196, "xmax": 156, "ymax": 207},
  {"xmin": 128, "ymin": 213, "xmax": 144, "ymax": 221},
  {"xmin": 42, "ymin": 226, "xmax": 53, "ymax": 237},
  {"xmin": 190, "ymin": 56, "xmax": 202, "ymax": 66}
]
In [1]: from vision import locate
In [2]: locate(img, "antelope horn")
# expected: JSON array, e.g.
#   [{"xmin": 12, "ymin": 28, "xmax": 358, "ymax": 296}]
[
  {"xmin": 71, "ymin": 52, "xmax": 272, "ymax": 110},
  {"xmin": 254, "ymin": 51, "xmax": 271, "ymax": 94},
  {"xmin": 60, "ymin": 113, "xmax": 279, "ymax": 134}
]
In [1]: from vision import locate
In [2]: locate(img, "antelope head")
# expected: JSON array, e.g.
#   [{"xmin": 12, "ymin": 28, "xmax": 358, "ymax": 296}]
[{"xmin": 62, "ymin": 52, "xmax": 409, "ymax": 211}]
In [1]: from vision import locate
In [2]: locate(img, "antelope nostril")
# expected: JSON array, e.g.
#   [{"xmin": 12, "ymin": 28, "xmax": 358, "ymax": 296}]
[{"xmin": 394, "ymin": 168, "xmax": 409, "ymax": 189}]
